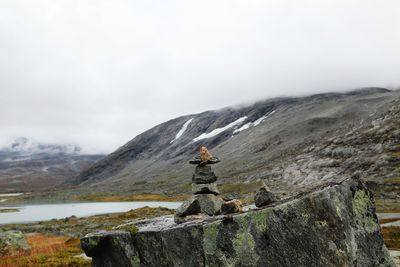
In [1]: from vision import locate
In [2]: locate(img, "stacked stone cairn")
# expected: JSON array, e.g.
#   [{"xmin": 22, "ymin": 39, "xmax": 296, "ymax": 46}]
[
  {"xmin": 254, "ymin": 181, "xmax": 277, "ymax": 208},
  {"xmin": 175, "ymin": 148, "xmax": 243, "ymax": 223}
]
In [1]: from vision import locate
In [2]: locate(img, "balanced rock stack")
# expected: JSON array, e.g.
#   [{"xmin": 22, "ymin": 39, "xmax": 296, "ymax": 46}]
[
  {"xmin": 254, "ymin": 182, "xmax": 277, "ymax": 208},
  {"xmin": 175, "ymin": 147, "xmax": 225, "ymax": 223}
]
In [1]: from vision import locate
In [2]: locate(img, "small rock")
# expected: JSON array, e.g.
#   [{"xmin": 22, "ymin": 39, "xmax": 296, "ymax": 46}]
[
  {"xmin": 254, "ymin": 188, "xmax": 277, "ymax": 208},
  {"xmin": 0, "ymin": 230, "xmax": 30, "ymax": 256},
  {"xmin": 192, "ymin": 183, "xmax": 220, "ymax": 195},
  {"xmin": 223, "ymin": 192, "xmax": 240, "ymax": 201},
  {"xmin": 221, "ymin": 199, "xmax": 243, "ymax": 214},
  {"xmin": 175, "ymin": 198, "xmax": 201, "ymax": 218},
  {"xmin": 373, "ymin": 143, "xmax": 384, "ymax": 153},
  {"xmin": 194, "ymin": 194, "xmax": 223, "ymax": 216}
]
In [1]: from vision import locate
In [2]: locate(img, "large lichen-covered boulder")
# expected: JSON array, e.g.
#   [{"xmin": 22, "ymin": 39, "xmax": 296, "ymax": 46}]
[
  {"xmin": 81, "ymin": 178, "xmax": 395, "ymax": 266},
  {"xmin": 0, "ymin": 230, "xmax": 30, "ymax": 256}
]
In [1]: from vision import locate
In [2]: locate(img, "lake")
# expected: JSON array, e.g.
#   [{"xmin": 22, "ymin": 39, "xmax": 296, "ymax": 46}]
[{"xmin": 0, "ymin": 201, "xmax": 181, "ymax": 224}]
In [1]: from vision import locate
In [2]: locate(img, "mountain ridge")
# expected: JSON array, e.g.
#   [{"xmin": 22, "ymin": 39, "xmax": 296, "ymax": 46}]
[
  {"xmin": 0, "ymin": 138, "xmax": 103, "ymax": 192},
  {"xmin": 74, "ymin": 87, "xmax": 399, "ymax": 202}
]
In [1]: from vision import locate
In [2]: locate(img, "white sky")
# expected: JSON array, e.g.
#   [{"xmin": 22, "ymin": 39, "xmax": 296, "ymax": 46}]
[{"xmin": 0, "ymin": 0, "xmax": 399, "ymax": 153}]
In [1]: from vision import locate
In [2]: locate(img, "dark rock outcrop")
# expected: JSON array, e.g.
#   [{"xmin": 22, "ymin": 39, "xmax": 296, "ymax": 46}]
[{"xmin": 81, "ymin": 178, "xmax": 395, "ymax": 266}]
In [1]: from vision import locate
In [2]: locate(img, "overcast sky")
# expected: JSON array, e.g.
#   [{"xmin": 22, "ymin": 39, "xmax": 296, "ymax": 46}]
[{"xmin": 0, "ymin": 0, "xmax": 399, "ymax": 154}]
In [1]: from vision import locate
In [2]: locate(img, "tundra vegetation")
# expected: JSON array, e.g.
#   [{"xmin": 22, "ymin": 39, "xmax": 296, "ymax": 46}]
[{"xmin": 0, "ymin": 207, "xmax": 174, "ymax": 266}]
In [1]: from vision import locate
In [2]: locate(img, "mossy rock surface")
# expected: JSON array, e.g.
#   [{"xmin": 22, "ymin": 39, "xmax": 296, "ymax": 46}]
[{"xmin": 81, "ymin": 178, "xmax": 395, "ymax": 267}]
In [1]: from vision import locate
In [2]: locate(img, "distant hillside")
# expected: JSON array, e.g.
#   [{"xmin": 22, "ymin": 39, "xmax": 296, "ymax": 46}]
[
  {"xmin": 75, "ymin": 87, "xmax": 400, "ymax": 201},
  {"xmin": 0, "ymin": 138, "xmax": 103, "ymax": 192}
]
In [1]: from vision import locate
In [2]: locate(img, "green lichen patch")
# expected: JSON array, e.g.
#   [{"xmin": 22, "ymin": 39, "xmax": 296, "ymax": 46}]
[
  {"xmin": 335, "ymin": 205, "xmax": 343, "ymax": 220},
  {"xmin": 352, "ymin": 189, "xmax": 378, "ymax": 231},
  {"xmin": 231, "ymin": 214, "xmax": 260, "ymax": 266},
  {"xmin": 203, "ymin": 222, "xmax": 219, "ymax": 255},
  {"xmin": 0, "ymin": 209, "xmax": 20, "ymax": 213},
  {"xmin": 121, "ymin": 224, "xmax": 139, "ymax": 237},
  {"xmin": 251, "ymin": 208, "xmax": 272, "ymax": 233},
  {"xmin": 232, "ymin": 231, "xmax": 259, "ymax": 266},
  {"xmin": 352, "ymin": 190, "xmax": 370, "ymax": 218},
  {"xmin": 131, "ymin": 255, "xmax": 141, "ymax": 267}
]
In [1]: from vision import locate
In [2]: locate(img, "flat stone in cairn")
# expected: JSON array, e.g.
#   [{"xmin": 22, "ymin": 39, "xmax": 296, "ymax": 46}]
[
  {"xmin": 192, "ymin": 183, "xmax": 219, "ymax": 195},
  {"xmin": 192, "ymin": 165, "xmax": 217, "ymax": 184}
]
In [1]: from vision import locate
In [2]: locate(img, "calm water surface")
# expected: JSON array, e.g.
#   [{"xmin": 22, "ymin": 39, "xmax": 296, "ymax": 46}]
[{"xmin": 0, "ymin": 201, "xmax": 181, "ymax": 224}]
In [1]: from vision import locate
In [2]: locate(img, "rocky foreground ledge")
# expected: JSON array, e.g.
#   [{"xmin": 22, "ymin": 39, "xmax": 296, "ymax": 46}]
[{"xmin": 81, "ymin": 178, "xmax": 394, "ymax": 267}]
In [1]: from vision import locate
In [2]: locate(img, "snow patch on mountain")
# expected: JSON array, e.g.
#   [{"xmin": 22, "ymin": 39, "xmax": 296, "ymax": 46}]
[
  {"xmin": 193, "ymin": 116, "xmax": 247, "ymax": 142},
  {"xmin": 170, "ymin": 118, "xmax": 193, "ymax": 143},
  {"xmin": 233, "ymin": 110, "xmax": 276, "ymax": 134}
]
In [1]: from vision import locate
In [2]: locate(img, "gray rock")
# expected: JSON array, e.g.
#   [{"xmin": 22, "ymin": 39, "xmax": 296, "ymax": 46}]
[
  {"xmin": 254, "ymin": 188, "xmax": 277, "ymax": 207},
  {"xmin": 189, "ymin": 156, "xmax": 221, "ymax": 165},
  {"xmin": 221, "ymin": 199, "xmax": 243, "ymax": 214},
  {"xmin": 82, "ymin": 178, "xmax": 395, "ymax": 267},
  {"xmin": 192, "ymin": 183, "xmax": 220, "ymax": 195},
  {"xmin": 0, "ymin": 230, "xmax": 30, "ymax": 256},
  {"xmin": 195, "ymin": 194, "xmax": 223, "ymax": 216},
  {"xmin": 192, "ymin": 165, "xmax": 217, "ymax": 184},
  {"xmin": 223, "ymin": 192, "xmax": 240, "ymax": 201},
  {"xmin": 175, "ymin": 198, "xmax": 201, "ymax": 217},
  {"xmin": 174, "ymin": 214, "xmax": 209, "ymax": 224}
]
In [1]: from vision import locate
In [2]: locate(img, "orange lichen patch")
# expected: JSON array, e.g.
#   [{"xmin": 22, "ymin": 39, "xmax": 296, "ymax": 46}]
[{"xmin": 0, "ymin": 233, "xmax": 90, "ymax": 267}]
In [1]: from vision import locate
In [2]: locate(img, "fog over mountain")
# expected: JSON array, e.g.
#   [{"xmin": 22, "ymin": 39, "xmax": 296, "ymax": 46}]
[{"xmin": 0, "ymin": 0, "xmax": 399, "ymax": 153}]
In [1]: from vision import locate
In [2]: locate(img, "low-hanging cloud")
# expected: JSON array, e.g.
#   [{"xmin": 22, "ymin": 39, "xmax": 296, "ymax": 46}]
[{"xmin": 0, "ymin": 0, "xmax": 399, "ymax": 153}]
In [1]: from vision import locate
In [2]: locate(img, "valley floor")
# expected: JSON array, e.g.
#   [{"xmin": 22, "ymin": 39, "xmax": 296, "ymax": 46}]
[
  {"xmin": 0, "ymin": 192, "xmax": 399, "ymax": 266},
  {"xmin": 0, "ymin": 207, "xmax": 175, "ymax": 267}
]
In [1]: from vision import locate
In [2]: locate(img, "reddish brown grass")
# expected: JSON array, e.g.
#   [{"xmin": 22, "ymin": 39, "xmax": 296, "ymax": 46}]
[{"xmin": 0, "ymin": 233, "xmax": 90, "ymax": 267}]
